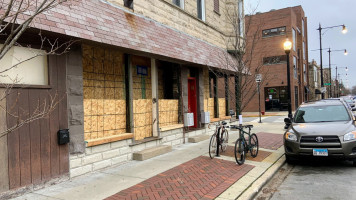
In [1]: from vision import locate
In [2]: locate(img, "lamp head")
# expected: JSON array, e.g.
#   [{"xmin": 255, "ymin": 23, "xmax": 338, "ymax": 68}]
[
  {"xmin": 342, "ymin": 25, "xmax": 347, "ymax": 34},
  {"xmin": 344, "ymin": 49, "xmax": 348, "ymax": 55},
  {"xmin": 284, "ymin": 38, "xmax": 292, "ymax": 53}
]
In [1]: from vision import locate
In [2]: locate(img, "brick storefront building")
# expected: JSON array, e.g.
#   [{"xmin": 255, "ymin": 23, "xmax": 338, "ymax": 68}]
[
  {"xmin": 0, "ymin": 0, "xmax": 245, "ymax": 196},
  {"xmin": 244, "ymin": 6, "xmax": 309, "ymax": 112}
]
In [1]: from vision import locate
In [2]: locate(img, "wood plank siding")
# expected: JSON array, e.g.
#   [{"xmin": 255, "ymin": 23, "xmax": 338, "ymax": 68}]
[{"xmin": 6, "ymin": 55, "xmax": 69, "ymax": 189}]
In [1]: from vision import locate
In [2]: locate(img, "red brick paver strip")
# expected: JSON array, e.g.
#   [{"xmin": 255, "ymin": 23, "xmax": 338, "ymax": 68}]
[
  {"xmin": 221, "ymin": 146, "xmax": 272, "ymax": 162},
  {"xmin": 106, "ymin": 156, "xmax": 254, "ymax": 200},
  {"xmin": 256, "ymin": 132, "xmax": 284, "ymax": 150}
]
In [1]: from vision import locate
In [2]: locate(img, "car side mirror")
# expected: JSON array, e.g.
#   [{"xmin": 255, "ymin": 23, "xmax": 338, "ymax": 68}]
[
  {"xmin": 284, "ymin": 118, "xmax": 292, "ymax": 124},
  {"xmin": 352, "ymin": 107, "xmax": 356, "ymax": 111}
]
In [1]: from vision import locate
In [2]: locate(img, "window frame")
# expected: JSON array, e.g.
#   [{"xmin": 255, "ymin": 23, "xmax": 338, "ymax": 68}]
[
  {"xmin": 197, "ymin": 0, "xmax": 206, "ymax": 21},
  {"xmin": 262, "ymin": 26, "xmax": 286, "ymax": 38},
  {"xmin": 292, "ymin": 28, "xmax": 296, "ymax": 51},
  {"xmin": 172, "ymin": 0, "xmax": 184, "ymax": 9},
  {"xmin": 263, "ymin": 55, "xmax": 287, "ymax": 65},
  {"xmin": 0, "ymin": 44, "xmax": 51, "ymax": 88}
]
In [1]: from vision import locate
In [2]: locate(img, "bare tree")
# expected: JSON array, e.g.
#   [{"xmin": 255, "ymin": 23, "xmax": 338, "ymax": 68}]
[
  {"xmin": 0, "ymin": 0, "xmax": 75, "ymax": 138},
  {"xmin": 208, "ymin": 1, "xmax": 271, "ymax": 116},
  {"xmin": 351, "ymin": 85, "xmax": 356, "ymax": 96}
]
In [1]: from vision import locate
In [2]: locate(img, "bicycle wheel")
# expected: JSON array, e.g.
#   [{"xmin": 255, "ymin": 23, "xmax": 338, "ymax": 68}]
[
  {"xmin": 209, "ymin": 134, "xmax": 217, "ymax": 159},
  {"xmin": 220, "ymin": 130, "xmax": 229, "ymax": 152},
  {"xmin": 234, "ymin": 138, "xmax": 245, "ymax": 165},
  {"xmin": 250, "ymin": 133, "xmax": 259, "ymax": 158}
]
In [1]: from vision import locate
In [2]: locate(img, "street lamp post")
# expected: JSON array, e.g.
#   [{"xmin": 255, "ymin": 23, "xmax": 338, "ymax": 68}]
[
  {"xmin": 317, "ymin": 24, "xmax": 347, "ymax": 99},
  {"xmin": 284, "ymin": 38, "xmax": 293, "ymax": 119},
  {"xmin": 327, "ymin": 48, "xmax": 347, "ymax": 97}
]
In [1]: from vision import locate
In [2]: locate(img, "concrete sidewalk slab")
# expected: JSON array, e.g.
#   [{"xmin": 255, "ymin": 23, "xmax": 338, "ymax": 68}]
[{"xmin": 11, "ymin": 122, "xmax": 286, "ymax": 200}]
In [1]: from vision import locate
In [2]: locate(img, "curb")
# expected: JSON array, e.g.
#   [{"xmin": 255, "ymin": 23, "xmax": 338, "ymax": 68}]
[{"xmin": 239, "ymin": 154, "xmax": 286, "ymax": 200}]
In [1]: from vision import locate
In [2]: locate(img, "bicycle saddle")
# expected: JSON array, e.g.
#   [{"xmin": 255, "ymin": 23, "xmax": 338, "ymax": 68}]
[
  {"xmin": 222, "ymin": 121, "xmax": 227, "ymax": 125},
  {"xmin": 244, "ymin": 125, "xmax": 253, "ymax": 128}
]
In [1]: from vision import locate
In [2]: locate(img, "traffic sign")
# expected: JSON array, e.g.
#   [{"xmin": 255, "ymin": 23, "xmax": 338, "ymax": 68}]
[
  {"xmin": 320, "ymin": 87, "xmax": 326, "ymax": 93},
  {"xmin": 324, "ymin": 83, "xmax": 331, "ymax": 86},
  {"xmin": 255, "ymin": 74, "xmax": 262, "ymax": 82}
]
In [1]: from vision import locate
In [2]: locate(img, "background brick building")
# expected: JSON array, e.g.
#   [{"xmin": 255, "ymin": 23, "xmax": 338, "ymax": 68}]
[{"xmin": 244, "ymin": 6, "xmax": 309, "ymax": 112}]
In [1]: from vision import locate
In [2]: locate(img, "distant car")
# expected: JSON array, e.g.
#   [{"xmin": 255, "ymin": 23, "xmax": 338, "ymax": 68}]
[
  {"xmin": 344, "ymin": 99, "xmax": 355, "ymax": 108},
  {"xmin": 284, "ymin": 100, "xmax": 356, "ymax": 165}
]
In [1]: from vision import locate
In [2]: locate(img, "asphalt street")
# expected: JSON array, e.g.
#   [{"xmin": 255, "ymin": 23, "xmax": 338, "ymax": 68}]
[{"xmin": 268, "ymin": 160, "xmax": 356, "ymax": 200}]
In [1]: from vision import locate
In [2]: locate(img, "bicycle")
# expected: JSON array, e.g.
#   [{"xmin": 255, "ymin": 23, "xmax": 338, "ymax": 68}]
[
  {"xmin": 208, "ymin": 121, "xmax": 229, "ymax": 159},
  {"xmin": 231, "ymin": 124, "xmax": 259, "ymax": 165}
]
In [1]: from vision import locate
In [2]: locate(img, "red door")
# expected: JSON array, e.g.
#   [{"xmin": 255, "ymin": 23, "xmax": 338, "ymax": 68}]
[{"xmin": 188, "ymin": 78, "xmax": 197, "ymax": 128}]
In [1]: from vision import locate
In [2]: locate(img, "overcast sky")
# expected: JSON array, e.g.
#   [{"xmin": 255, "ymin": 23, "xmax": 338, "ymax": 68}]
[{"xmin": 245, "ymin": 0, "xmax": 355, "ymax": 90}]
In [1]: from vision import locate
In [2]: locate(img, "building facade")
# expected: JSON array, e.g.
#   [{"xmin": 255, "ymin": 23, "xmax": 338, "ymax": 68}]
[
  {"xmin": 308, "ymin": 60, "xmax": 322, "ymax": 101},
  {"xmin": 244, "ymin": 6, "xmax": 309, "ymax": 112},
  {"xmin": 0, "ymin": 0, "xmax": 245, "ymax": 196}
]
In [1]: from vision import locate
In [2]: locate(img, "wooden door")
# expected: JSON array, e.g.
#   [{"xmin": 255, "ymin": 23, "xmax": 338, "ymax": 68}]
[{"xmin": 188, "ymin": 78, "xmax": 197, "ymax": 128}]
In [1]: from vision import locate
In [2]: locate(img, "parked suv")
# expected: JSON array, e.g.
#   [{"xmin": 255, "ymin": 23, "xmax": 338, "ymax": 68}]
[{"xmin": 284, "ymin": 100, "xmax": 356, "ymax": 165}]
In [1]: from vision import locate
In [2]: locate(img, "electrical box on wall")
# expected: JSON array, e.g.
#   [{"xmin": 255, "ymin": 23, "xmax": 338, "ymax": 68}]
[
  {"xmin": 201, "ymin": 112, "xmax": 210, "ymax": 124},
  {"xmin": 184, "ymin": 113, "xmax": 194, "ymax": 127},
  {"xmin": 58, "ymin": 129, "xmax": 70, "ymax": 145}
]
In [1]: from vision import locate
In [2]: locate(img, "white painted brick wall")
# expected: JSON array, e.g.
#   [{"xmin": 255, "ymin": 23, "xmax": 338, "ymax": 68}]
[
  {"xmin": 119, "ymin": 146, "xmax": 131, "ymax": 155},
  {"xmin": 111, "ymin": 155, "xmax": 128, "ymax": 165},
  {"xmin": 82, "ymin": 153, "xmax": 102, "ymax": 165},
  {"xmin": 71, "ymin": 165, "xmax": 92, "ymax": 178},
  {"xmin": 132, "ymin": 143, "xmax": 146, "ymax": 152},
  {"xmin": 91, "ymin": 143, "xmax": 111, "ymax": 154},
  {"xmin": 93, "ymin": 159, "xmax": 111, "ymax": 171},
  {"xmin": 70, "ymin": 157, "xmax": 82, "ymax": 168},
  {"xmin": 102, "ymin": 149, "xmax": 120, "ymax": 159},
  {"xmin": 111, "ymin": 140, "xmax": 127, "ymax": 149}
]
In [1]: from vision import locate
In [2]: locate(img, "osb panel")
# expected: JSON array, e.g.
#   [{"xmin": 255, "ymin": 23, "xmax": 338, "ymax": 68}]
[
  {"xmin": 133, "ymin": 99, "xmax": 153, "ymax": 140},
  {"xmin": 83, "ymin": 44, "xmax": 127, "ymax": 142},
  {"xmin": 218, "ymin": 98, "xmax": 226, "ymax": 118},
  {"xmin": 208, "ymin": 98, "xmax": 215, "ymax": 119},
  {"xmin": 83, "ymin": 99, "xmax": 126, "ymax": 141},
  {"xmin": 203, "ymin": 68, "xmax": 210, "ymax": 99},
  {"xmin": 158, "ymin": 67, "xmax": 164, "ymax": 99},
  {"xmin": 158, "ymin": 99, "xmax": 179, "ymax": 127},
  {"xmin": 204, "ymin": 99, "xmax": 208, "ymax": 112}
]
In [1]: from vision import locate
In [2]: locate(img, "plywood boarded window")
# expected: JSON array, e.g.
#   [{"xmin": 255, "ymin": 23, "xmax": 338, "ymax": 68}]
[
  {"xmin": 82, "ymin": 45, "xmax": 127, "ymax": 142},
  {"xmin": 132, "ymin": 56, "xmax": 152, "ymax": 140},
  {"xmin": 158, "ymin": 62, "xmax": 181, "ymax": 128}
]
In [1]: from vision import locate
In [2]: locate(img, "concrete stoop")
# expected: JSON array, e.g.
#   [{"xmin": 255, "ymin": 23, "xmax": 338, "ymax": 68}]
[
  {"xmin": 132, "ymin": 145, "xmax": 172, "ymax": 161},
  {"xmin": 188, "ymin": 134, "xmax": 211, "ymax": 143}
]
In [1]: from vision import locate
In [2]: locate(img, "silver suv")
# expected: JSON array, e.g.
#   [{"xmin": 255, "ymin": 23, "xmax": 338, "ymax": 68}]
[{"xmin": 284, "ymin": 100, "xmax": 356, "ymax": 165}]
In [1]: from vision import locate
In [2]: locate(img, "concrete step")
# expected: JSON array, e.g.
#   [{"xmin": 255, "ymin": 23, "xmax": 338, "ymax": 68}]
[
  {"xmin": 188, "ymin": 134, "xmax": 211, "ymax": 143},
  {"xmin": 133, "ymin": 145, "xmax": 172, "ymax": 161}
]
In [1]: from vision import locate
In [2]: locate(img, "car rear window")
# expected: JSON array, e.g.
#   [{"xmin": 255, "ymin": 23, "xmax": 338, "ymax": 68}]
[{"xmin": 294, "ymin": 105, "xmax": 350, "ymax": 123}]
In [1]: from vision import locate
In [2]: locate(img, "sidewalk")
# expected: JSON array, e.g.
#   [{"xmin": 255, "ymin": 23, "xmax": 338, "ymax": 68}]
[
  {"xmin": 242, "ymin": 111, "xmax": 288, "ymax": 118},
  {"xmin": 12, "ymin": 122, "xmax": 286, "ymax": 200}
]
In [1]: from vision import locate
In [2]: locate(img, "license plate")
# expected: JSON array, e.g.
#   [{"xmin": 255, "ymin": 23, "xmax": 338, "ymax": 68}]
[{"xmin": 313, "ymin": 149, "xmax": 328, "ymax": 156}]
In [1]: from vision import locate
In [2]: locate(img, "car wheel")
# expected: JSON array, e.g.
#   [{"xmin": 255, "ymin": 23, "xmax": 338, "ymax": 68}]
[{"xmin": 353, "ymin": 160, "xmax": 356, "ymax": 167}]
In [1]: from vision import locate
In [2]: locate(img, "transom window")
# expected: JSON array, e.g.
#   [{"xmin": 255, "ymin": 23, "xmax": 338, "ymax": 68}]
[
  {"xmin": 262, "ymin": 27, "xmax": 286, "ymax": 38},
  {"xmin": 0, "ymin": 45, "xmax": 48, "ymax": 85}
]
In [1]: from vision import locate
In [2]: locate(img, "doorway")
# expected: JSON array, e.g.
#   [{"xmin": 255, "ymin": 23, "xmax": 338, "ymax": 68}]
[{"xmin": 188, "ymin": 77, "xmax": 197, "ymax": 128}]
